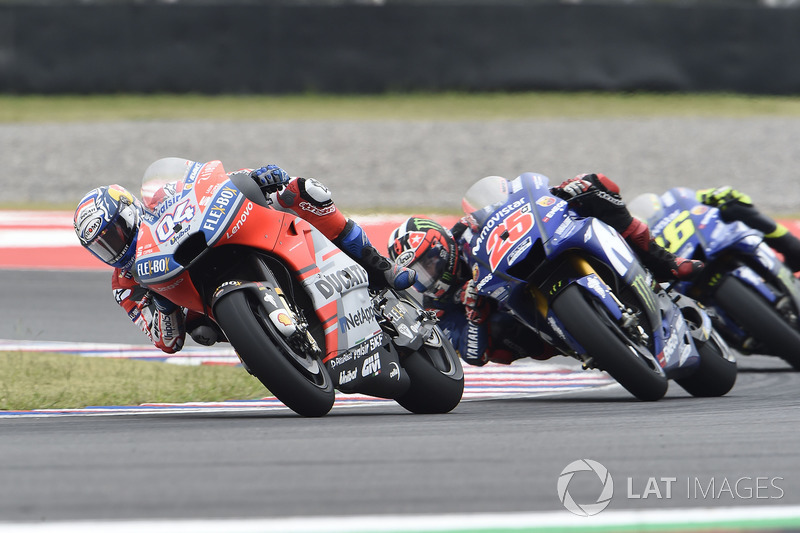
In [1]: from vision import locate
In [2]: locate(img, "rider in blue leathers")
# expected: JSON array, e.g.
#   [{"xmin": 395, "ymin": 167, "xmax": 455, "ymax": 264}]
[
  {"xmin": 387, "ymin": 172, "xmax": 705, "ymax": 367},
  {"xmin": 693, "ymin": 186, "xmax": 800, "ymax": 272}
]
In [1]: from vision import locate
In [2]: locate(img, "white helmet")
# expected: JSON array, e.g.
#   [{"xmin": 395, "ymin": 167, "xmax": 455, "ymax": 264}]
[{"xmin": 461, "ymin": 175, "xmax": 510, "ymax": 214}]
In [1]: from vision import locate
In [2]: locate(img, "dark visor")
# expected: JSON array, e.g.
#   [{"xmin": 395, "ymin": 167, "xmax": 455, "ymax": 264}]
[
  {"xmin": 409, "ymin": 245, "xmax": 446, "ymax": 291},
  {"xmin": 86, "ymin": 207, "xmax": 136, "ymax": 264}
]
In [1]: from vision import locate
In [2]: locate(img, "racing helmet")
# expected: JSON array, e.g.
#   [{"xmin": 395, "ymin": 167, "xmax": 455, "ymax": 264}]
[
  {"xmin": 627, "ymin": 192, "xmax": 666, "ymax": 226},
  {"xmin": 74, "ymin": 185, "xmax": 142, "ymax": 269},
  {"xmin": 387, "ymin": 216, "xmax": 459, "ymax": 298},
  {"xmin": 461, "ymin": 175, "xmax": 510, "ymax": 214}
]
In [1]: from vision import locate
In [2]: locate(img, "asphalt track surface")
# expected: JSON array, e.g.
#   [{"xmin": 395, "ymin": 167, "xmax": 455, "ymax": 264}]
[{"xmin": 2, "ymin": 269, "xmax": 800, "ymax": 528}]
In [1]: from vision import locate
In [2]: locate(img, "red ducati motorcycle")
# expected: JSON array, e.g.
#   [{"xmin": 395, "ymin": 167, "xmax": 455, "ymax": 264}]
[{"xmin": 134, "ymin": 158, "xmax": 463, "ymax": 417}]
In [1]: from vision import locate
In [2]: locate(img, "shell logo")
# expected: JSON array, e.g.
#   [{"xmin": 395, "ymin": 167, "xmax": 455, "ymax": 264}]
[{"xmin": 277, "ymin": 312, "xmax": 293, "ymax": 326}]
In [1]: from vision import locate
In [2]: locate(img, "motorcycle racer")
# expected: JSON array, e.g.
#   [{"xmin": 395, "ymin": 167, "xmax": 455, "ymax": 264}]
[
  {"xmin": 387, "ymin": 172, "xmax": 703, "ymax": 367},
  {"xmin": 74, "ymin": 158, "xmax": 416, "ymax": 354},
  {"xmin": 694, "ymin": 186, "xmax": 800, "ymax": 272}
]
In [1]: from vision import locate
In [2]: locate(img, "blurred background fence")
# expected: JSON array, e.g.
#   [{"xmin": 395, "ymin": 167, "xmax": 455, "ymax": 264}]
[{"xmin": 1, "ymin": 0, "xmax": 799, "ymax": 94}]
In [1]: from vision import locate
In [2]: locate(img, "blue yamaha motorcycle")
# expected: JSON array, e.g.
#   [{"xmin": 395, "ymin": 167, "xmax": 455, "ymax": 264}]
[
  {"xmin": 462, "ymin": 173, "xmax": 736, "ymax": 401},
  {"xmin": 629, "ymin": 188, "xmax": 800, "ymax": 369}
]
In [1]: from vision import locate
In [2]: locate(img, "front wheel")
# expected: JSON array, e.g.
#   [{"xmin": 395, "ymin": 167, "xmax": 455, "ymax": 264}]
[
  {"xmin": 551, "ymin": 284, "xmax": 668, "ymax": 401},
  {"xmin": 675, "ymin": 329, "xmax": 737, "ymax": 397},
  {"xmin": 214, "ymin": 290, "xmax": 335, "ymax": 417},
  {"xmin": 714, "ymin": 276, "xmax": 800, "ymax": 369},
  {"xmin": 395, "ymin": 326, "xmax": 464, "ymax": 414}
]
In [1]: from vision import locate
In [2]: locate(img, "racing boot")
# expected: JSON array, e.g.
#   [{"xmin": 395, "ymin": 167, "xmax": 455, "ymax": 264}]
[
  {"xmin": 335, "ymin": 219, "xmax": 417, "ymax": 291},
  {"xmin": 622, "ymin": 217, "xmax": 704, "ymax": 282}
]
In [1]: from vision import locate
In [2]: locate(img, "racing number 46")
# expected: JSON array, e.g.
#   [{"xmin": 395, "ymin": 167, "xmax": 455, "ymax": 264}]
[{"xmin": 654, "ymin": 210, "xmax": 695, "ymax": 254}]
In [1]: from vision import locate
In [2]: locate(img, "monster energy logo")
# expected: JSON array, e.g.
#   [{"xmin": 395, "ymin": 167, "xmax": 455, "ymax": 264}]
[
  {"xmin": 631, "ymin": 275, "xmax": 657, "ymax": 313},
  {"xmin": 549, "ymin": 280, "xmax": 563, "ymax": 296},
  {"xmin": 413, "ymin": 219, "xmax": 444, "ymax": 231}
]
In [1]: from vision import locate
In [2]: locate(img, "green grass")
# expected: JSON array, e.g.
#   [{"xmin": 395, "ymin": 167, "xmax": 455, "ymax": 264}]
[
  {"xmin": 3, "ymin": 92, "xmax": 800, "ymax": 122},
  {"xmin": 0, "ymin": 351, "xmax": 268, "ymax": 411}
]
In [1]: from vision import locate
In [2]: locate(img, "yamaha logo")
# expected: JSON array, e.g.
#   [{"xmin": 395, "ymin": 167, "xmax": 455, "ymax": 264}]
[{"xmin": 557, "ymin": 459, "xmax": 613, "ymax": 516}]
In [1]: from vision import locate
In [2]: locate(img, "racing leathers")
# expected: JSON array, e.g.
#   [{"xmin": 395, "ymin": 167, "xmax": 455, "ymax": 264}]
[
  {"xmin": 423, "ymin": 220, "xmax": 555, "ymax": 366},
  {"xmin": 433, "ymin": 172, "xmax": 702, "ymax": 367},
  {"xmin": 114, "ymin": 166, "xmax": 414, "ymax": 354},
  {"xmin": 696, "ymin": 186, "xmax": 800, "ymax": 272}
]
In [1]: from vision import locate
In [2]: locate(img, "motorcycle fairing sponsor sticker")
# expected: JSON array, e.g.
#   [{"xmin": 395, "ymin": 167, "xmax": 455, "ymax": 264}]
[
  {"xmin": 133, "ymin": 253, "xmax": 180, "ymax": 284},
  {"xmin": 154, "ymin": 198, "xmax": 196, "ymax": 244},
  {"xmin": 585, "ymin": 219, "xmax": 636, "ymax": 277},
  {"xmin": 200, "ymin": 184, "xmax": 245, "ymax": 243},
  {"xmin": 482, "ymin": 203, "xmax": 536, "ymax": 271},
  {"xmin": 473, "ymin": 197, "xmax": 529, "ymax": 252},
  {"xmin": 574, "ymin": 274, "xmax": 623, "ymax": 321},
  {"xmin": 314, "ymin": 265, "xmax": 370, "ymax": 300},
  {"xmin": 328, "ymin": 333, "xmax": 384, "ymax": 386}
]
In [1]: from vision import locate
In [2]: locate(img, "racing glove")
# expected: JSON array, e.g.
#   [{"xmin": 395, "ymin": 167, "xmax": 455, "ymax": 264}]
[
  {"xmin": 551, "ymin": 173, "xmax": 634, "ymax": 232},
  {"xmin": 457, "ymin": 279, "xmax": 490, "ymax": 325},
  {"xmin": 251, "ymin": 165, "xmax": 291, "ymax": 194},
  {"xmin": 696, "ymin": 186, "xmax": 753, "ymax": 209},
  {"xmin": 149, "ymin": 294, "xmax": 186, "ymax": 354}
]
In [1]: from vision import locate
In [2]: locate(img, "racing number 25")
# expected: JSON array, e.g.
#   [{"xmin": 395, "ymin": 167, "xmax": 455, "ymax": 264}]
[
  {"xmin": 654, "ymin": 210, "xmax": 695, "ymax": 254},
  {"xmin": 486, "ymin": 206, "xmax": 535, "ymax": 271}
]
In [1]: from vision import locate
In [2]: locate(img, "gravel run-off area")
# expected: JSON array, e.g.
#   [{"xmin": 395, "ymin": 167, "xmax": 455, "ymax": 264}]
[{"xmin": 3, "ymin": 117, "xmax": 799, "ymax": 215}]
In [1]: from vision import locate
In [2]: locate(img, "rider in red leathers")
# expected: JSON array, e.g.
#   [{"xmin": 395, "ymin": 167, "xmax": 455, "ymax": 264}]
[{"xmin": 74, "ymin": 158, "xmax": 416, "ymax": 353}]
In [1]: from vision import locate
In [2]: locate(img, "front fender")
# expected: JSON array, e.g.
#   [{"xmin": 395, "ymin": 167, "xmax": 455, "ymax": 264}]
[
  {"xmin": 729, "ymin": 266, "xmax": 778, "ymax": 304},
  {"xmin": 210, "ymin": 279, "xmax": 300, "ymax": 339},
  {"xmin": 544, "ymin": 274, "xmax": 623, "ymax": 354}
]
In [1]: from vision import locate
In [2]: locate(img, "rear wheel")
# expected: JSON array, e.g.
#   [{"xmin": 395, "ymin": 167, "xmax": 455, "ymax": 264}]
[
  {"xmin": 714, "ymin": 276, "xmax": 800, "ymax": 369},
  {"xmin": 675, "ymin": 329, "xmax": 737, "ymax": 397},
  {"xmin": 214, "ymin": 289, "xmax": 335, "ymax": 417},
  {"xmin": 552, "ymin": 284, "xmax": 668, "ymax": 401},
  {"xmin": 395, "ymin": 326, "xmax": 464, "ymax": 414}
]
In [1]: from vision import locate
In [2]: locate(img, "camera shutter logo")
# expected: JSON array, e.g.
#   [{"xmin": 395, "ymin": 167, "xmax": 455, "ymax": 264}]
[{"xmin": 557, "ymin": 459, "xmax": 614, "ymax": 516}]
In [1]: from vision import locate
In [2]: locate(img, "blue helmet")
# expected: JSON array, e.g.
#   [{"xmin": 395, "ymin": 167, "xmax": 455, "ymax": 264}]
[{"xmin": 73, "ymin": 185, "xmax": 142, "ymax": 269}]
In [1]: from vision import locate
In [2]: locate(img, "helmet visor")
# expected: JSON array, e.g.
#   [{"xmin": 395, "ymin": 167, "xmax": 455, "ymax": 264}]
[
  {"xmin": 409, "ymin": 245, "xmax": 446, "ymax": 292},
  {"xmin": 85, "ymin": 206, "xmax": 137, "ymax": 265}
]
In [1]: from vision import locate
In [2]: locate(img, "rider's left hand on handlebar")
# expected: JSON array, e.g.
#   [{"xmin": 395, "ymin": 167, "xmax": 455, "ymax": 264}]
[
  {"xmin": 251, "ymin": 165, "xmax": 290, "ymax": 193},
  {"xmin": 552, "ymin": 175, "xmax": 595, "ymax": 200}
]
